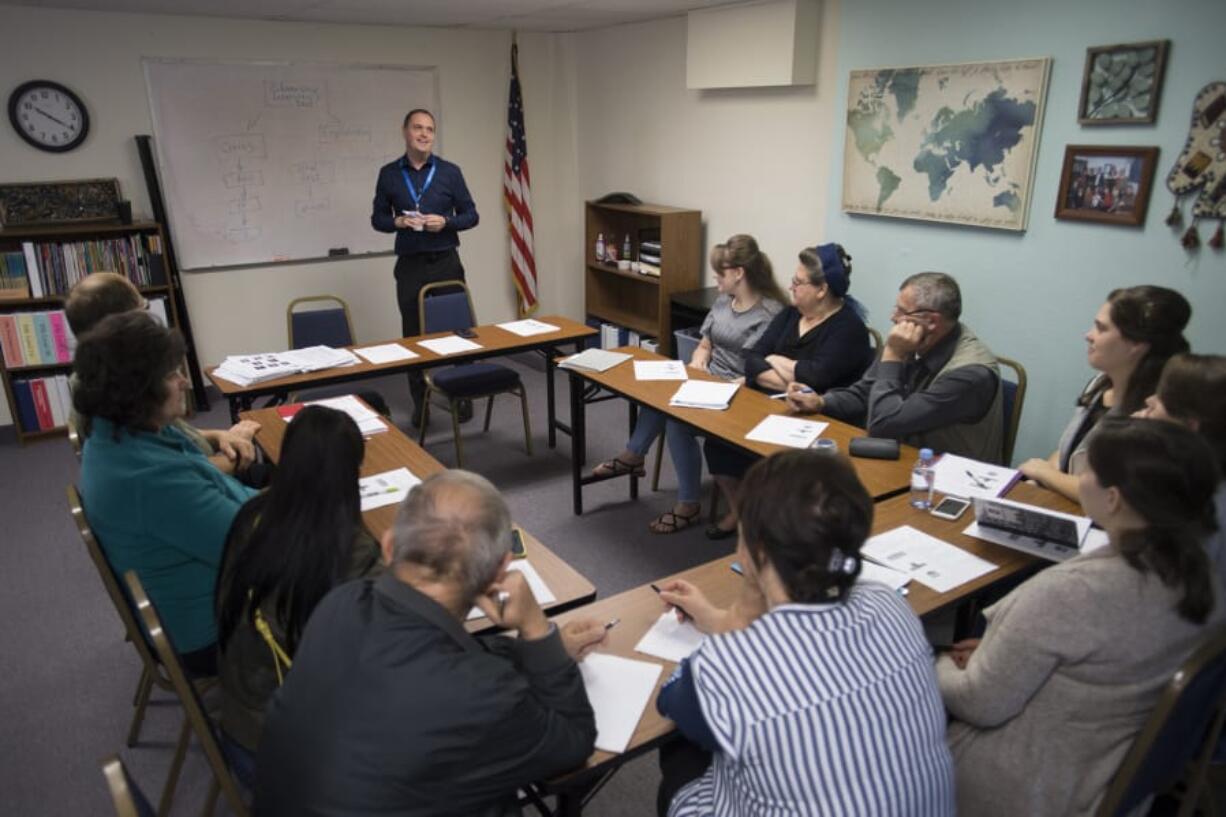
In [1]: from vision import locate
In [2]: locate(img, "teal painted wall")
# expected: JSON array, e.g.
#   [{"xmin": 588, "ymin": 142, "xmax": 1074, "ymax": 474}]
[{"xmin": 825, "ymin": 0, "xmax": 1225, "ymax": 464}]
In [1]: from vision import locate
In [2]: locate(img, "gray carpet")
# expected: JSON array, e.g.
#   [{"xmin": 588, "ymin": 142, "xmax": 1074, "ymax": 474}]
[{"xmin": 0, "ymin": 356, "xmax": 732, "ymax": 815}]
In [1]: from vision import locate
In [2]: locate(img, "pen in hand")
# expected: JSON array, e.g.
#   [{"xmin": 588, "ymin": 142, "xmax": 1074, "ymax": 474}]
[
  {"xmin": 651, "ymin": 583, "xmax": 690, "ymax": 622},
  {"xmin": 496, "ymin": 590, "xmax": 510, "ymax": 620}
]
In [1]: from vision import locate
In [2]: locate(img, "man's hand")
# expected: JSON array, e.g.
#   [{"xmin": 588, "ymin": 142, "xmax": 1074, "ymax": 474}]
[
  {"xmin": 229, "ymin": 419, "xmax": 260, "ymax": 440},
  {"xmin": 395, "ymin": 212, "xmax": 426, "ymax": 231},
  {"xmin": 474, "ymin": 570, "xmax": 550, "ymax": 640},
  {"xmin": 422, "ymin": 214, "xmax": 447, "ymax": 233},
  {"xmin": 785, "ymin": 381, "xmax": 823, "ymax": 413},
  {"xmin": 560, "ymin": 619, "xmax": 608, "ymax": 661},
  {"xmin": 882, "ymin": 320, "xmax": 927, "ymax": 362}
]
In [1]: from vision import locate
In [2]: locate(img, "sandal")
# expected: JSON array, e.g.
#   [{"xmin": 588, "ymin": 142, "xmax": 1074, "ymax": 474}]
[
  {"xmin": 591, "ymin": 456, "xmax": 646, "ymax": 480},
  {"xmin": 649, "ymin": 506, "xmax": 702, "ymax": 534},
  {"xmin": 705, "ymin": 522, "xmax": 737, "ymax": 541}
]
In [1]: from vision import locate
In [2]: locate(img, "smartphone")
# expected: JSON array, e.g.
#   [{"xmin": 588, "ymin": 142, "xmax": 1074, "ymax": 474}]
[
  {"xmin": 930, "ymin": 496, "xmax": 971, "ymax": 521},
  {"xmin": 510, "ymin": 528, "xmax": 527, "ymax": 559},
  {"xmin": 456, "ymin": 328, "xmax": 478, "ymax": 339}
]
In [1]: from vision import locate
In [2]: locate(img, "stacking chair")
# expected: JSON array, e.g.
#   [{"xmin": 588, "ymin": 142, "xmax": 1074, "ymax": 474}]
[
  {"xmin": 417, "ymin": 280, "xmax": 532, "ymax": 467},
  {"xmin": 67, "ymin": 415, "xmax": 83, "ymax": 461},
  {"xmin": 1096, "ymin": 623, "xmax": 1226, "ymax": 817},
  {"xmin": 124, "ymin": 571, "xmax": 250, "ymax": 817},
  {"xmin": 101, "ymin": 755, "xmax": 156, "ymax": 817},
  {"xmin": 67, "ymin": 486, "xmax": 216, "ymax": 751},
  {"xmin": 284, "ymin": 294, "xmax": 389, "ymax": 415},
  {"xmin": 867, "ymin": 326, "xmax": 884, "ymax": 353},
  {"xmin": 996, "ymin": 355, "xmax": 1028, "ymax": 466}
]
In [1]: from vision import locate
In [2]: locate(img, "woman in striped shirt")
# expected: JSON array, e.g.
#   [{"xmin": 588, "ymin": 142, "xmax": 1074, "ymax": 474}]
[{"xmin": 655, "ymin": 450, "xmax": 954, "ymax": 817}]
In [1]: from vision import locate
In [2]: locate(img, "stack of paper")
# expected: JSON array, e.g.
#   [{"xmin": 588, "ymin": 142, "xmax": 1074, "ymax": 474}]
[
  {"xmin": 558, "ymin": 349, "xmax": 632, "ymax": 373},
  {"xmin": 281, "ymin": 345, "xmax": 361, "ymax": 371},
  {"xmin": 353, "ymin": 343, "xmax": 418, "ymax": 364},
  {"xmin": 212, "ymin": 346, "xmax": 360, "ymax": 386},
  {"xmin": 931, "ymin": 454, "xmax": 1021, "ymax": 499},
  {"xmin": 634, "ymin": 612, "xmax": 706, "ymax": 663},
  {"xmin": 669, "ymin": 380, "xmax": 740, "ymax": 410},
  {"xmin": 279, "ymin": 394, "xmax": 388, "ymax": 436},
  {"xmin": 358, "ymin": 467, "xmax": 421, "ymax": 511},
  {"xmin": 633, "ymin": 360, "xmax": 687, "ymax": 381},
  {"xmin": 418, "ymin": 335, "xmax": 483, "ymax": 356},
  {"xmin": 578, "ymin": 653, "xmax": 664, "ymax": 753},
  {"xmin": 861, "ymin": 525, "xmax": 997, "ymax": 593},
  {"xmin": 497, "ymin": 319, "xmax": 560, "ymax": 337},
  {"xmin": 465, "ymin": 560, "xmax": 557, "ymax": 620},
  {"xmin": 744, "ymin": 415, "xmax": 829, "ymax": 449}
]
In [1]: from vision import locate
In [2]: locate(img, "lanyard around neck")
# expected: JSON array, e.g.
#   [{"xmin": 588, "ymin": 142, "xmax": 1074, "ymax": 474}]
[{"xmin": 400, "ymin": 158, "xmax": 436, "ymax": 210}]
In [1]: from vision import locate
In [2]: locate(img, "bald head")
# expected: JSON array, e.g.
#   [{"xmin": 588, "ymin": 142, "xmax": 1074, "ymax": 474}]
[{"xmin": 64, "ymin": 273, "xmax": 144, "ymax": 336}]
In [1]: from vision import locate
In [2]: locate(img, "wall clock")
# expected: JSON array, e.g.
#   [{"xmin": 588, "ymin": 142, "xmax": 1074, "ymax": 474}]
[{"xmin": 8, "ymin": 80, "xmax": 90, "ymax": 153}]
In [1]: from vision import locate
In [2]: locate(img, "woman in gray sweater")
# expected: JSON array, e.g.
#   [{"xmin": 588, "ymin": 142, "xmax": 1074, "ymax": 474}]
[{"xmin": 939, "ymin": 418, "xmax": 1221, "ymax": 816}]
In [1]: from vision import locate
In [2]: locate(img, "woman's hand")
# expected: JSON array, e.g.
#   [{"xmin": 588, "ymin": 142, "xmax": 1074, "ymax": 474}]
[
  {"xmin": 948, "ymin": 638, "xmax": 980, "ymax": 669},
  {"xmin": 657, "ymin": 579, "xmax": 728, "ymax": 634},
  {"xmin": 689, "ymin": 346, "xmax": 711, "ymax": 373},
  {"xmin": 1019, "ymin": 457, "xmax": 1056, "ymax": 486}
]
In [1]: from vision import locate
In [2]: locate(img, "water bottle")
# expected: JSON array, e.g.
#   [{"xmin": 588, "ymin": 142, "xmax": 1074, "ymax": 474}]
[
  {"xmin": 595, "ymin": 233, "xmax": 605, "ymax": 262},
  {"xmin": 622, "ymin": 233, "xmax": 632, "ymax": 260},
  {"xmin": 910, "ymin": 448, "xmax": 935, "ymax": 510}
]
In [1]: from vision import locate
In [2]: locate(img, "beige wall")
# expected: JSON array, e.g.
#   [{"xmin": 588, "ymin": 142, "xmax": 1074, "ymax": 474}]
[{"xmin": 0, "ymin": 4, "xmax": 580, "ymax": 427}]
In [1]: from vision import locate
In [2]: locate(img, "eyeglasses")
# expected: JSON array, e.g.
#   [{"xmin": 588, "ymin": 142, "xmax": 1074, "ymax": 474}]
[{"xmin": 789, "ymin": 277, "xmax": 814, "ymax": 290}]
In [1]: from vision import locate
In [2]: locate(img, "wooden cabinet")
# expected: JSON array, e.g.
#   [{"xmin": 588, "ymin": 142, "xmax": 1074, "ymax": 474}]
[
  {"xmin": 584, "ymin": 201, "xmax": 701, "ymax": 356},
  {"xmin": 0, "ymin": 221, "xmax": 181, "ymax": 443}
]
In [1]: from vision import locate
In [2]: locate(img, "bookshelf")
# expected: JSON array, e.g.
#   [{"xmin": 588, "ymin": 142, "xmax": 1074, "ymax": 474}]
[
  {"xmin": 584, "ymin": 201, "xmax": 701, "ymax": 356},
  {"xmin": 0, "ymin": 221, "xmax": 181, "ymax": 444}
]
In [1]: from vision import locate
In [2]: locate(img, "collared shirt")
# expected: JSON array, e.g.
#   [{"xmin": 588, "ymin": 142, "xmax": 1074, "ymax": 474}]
[
  {"xmin": 79, "ymin": 417, "xmax": 256, "ymax": 652},
  {"xmin": 371, "ymin": 154, "xmax": 479, "ymax": 256},
  {"xmin": 255, "ymin": 574, "xmax": 595, "ymax": 816},
  {"xmin": 821, "ymin": 323, "xmax": 998, "ymax": 441}
]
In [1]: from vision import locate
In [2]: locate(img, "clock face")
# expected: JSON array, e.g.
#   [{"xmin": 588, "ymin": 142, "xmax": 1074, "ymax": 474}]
[{"xmin": 8, "ymin": 80, "xmax": 90, "ymax": 153}]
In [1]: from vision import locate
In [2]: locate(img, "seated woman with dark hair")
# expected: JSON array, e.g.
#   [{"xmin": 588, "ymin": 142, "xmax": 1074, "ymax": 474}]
[
  {"xmin": 216, "ymin": 405, "xmax": 382, "ymax": 756},
  {"xmin": 703, "ymin": 244, "xmax": 873, "ymax": 538},
  {"xmin": 940, "ymin": 418, "xmax": 1222, "ymax": 816},
  {"xmin": 1136, "ymin": 353, "xmax": 1226, "ymax": 581},
  {"xmin": 75, "ymin": 311, "xmax": 256, "ymax": 676},
  {"xmin": 654, "ymin": 450, "xmax": 954, "ymax": 817}
]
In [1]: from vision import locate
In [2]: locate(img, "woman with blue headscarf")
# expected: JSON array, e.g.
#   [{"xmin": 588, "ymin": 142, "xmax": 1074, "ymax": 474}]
[{"xmin": 704, "ymin": 243, "xmax": 874, "ymax": 538}]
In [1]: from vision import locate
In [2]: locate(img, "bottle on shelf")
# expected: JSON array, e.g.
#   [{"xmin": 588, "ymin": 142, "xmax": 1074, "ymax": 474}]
[
  {"xmin": 910, "ymin": 447, "xmax": 936, "ymax": 510},
  {"xmin": 622, "ymin": 233, "xmax": 632, "ymax": 260},
  {"xmin": 595, "ymin": 233, "xmax": 606, "ymax": 263}
]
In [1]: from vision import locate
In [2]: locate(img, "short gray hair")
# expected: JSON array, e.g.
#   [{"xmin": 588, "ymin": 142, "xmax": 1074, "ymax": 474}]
[
  {"xmin": 389, "ymin": 470, "xmax": 512, "ymax": 601},
  {"xmin": 900, "ymin": 272, "xmax": 962, "ymax": 321}
]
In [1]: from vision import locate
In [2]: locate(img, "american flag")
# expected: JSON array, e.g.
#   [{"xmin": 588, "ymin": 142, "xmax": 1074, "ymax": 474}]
[{"xmin": 504, "ymin": 41, "xmax": 538, "ymax": 316}]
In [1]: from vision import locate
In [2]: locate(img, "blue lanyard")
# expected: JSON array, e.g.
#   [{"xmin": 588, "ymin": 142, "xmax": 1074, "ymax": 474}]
[{"xmin": 400, "ymin": 158, "xmax": 436, "ymax": 211}]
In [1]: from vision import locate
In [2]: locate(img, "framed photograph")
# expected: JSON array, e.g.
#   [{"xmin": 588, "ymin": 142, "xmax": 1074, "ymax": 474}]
[
  {"xmin": 1078, "ymin": 40, "xmax": 1169, "ymax": 125},
  {"xmin": 0, "ymin": 178, "xmax": 122, "ymax": 227},
  {"xmin": 1055, "ymin": 145, "xmax": 1159, "ymax": 226}
]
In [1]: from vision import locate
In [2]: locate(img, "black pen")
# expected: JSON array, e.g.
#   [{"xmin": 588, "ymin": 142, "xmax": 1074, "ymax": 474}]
[
  {"xmin": 650, "ymin": 583, "xmax": 662, "ymax": 594},
  {"xmin": 651, "ymin": 583, "xmax": 690, "ymax": 622},
  {"xmin": 604, "ymin": 618, "xmax": 620, "ymax": 631}
]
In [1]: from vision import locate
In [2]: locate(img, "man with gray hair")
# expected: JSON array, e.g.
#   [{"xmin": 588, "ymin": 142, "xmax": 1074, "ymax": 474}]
[
  {"xmin": 786, "ymin": 272, "xmax": 1004, "ymax": 463},
  {"xmin": 255, "ymin": 469, "xmax": 606, "ymax": 816}
]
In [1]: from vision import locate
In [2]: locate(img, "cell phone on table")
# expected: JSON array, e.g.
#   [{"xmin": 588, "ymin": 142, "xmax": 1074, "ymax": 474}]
[
  {"xmin": 456, "ymin": 328, "xmax": 478, "ymax": 339},
  {"xmin": 510, "ymin": 528, "xmax": 527, "ymax": 559},
  {"xmin": 930, "ymin": 496, "xmax": 971, "ymax": 521}
]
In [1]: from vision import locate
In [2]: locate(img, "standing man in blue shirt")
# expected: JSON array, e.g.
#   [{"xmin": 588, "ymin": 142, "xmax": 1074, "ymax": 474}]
[{"xmin": 372, "ymin": 108, "xmax": 479, "ymax": 426}]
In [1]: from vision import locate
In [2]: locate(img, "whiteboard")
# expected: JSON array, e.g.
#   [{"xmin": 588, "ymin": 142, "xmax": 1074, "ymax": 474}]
[{"xmin": 142, "ymin": 59, "xmax": 439, "ymax": 270}]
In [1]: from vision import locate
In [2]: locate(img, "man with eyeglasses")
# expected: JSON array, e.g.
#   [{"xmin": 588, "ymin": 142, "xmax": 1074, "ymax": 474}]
[{"xmin": 786, "ymin": 271, "xmax": 1004, "ymax": 463}]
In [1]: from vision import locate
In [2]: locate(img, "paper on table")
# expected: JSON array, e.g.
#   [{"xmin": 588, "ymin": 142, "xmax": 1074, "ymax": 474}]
[
  {"xmin": 634, "ymin": 611, "xmax": 706, "ymax": 663},
  {"xmin": 302, "ymin": 394, "xmax": 387, "ymax": 436},
  {"xmin": 633, "ymin": 360, "xmax": 688, "ymax": 381},
  {"xmin": 857, "ymin": 560, "xmax": 911, "ymax": 592},
  {"xmin": 417, "ymin": 335, "xmax": 483, "ymax": 356},
  {"xmin": 578, "ymin": 653, "xmax": 663, "ymax": 754},
  {"xmin": 358, "ymin": 467, "xmax": 420, "ymax": 512},
  {"xmin": 557, "ymin": 349, "xmax": 632, "ymax": 373},
  {"xmin": 931, "ymin": 453, "xmax": 1021, "ymax": 500},
  {"xmin": 744, "ymin": 415, "xmax": 829, "ymax": 449},
  {"xmin": 861, "ymin": 525, "xmax": 997, "ymax": 594},
  {"xmin": 497, "ymin": 319, "xmax": 560, "ymax": 337},
  {"xmin": 353, "ymin": 343, "xmax": 419, "ymax": 364},
  {"xmin": 465, "ymin": 560, "xmax": 557, "ymax": 620},
  {"xmin": 669, "ymin": 380, "xmax": 740, "ymax": 410}
]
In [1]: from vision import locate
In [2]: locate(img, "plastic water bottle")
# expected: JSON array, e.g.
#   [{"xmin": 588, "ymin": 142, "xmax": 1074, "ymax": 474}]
[
  {"xmin": 910, "ymin": 448, "xmax": 935, "ymax": 510},
  {"xmin": 622, "ymin": 233, "xmax": 632, "ymax": 260},
  {"xmin": 595, "ymin": 233, "xmax": 606, "ymax": 262}
]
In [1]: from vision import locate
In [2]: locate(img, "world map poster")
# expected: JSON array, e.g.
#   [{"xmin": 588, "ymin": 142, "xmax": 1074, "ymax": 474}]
[{"xmin": 842, "ymin": 58, "xmax": 1052, "ymax": 232}]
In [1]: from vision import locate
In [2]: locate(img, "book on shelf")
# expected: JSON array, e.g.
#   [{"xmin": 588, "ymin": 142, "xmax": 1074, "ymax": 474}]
[
  {"xmin": 11, "ymin": 233, "xmax": 161, "ymax": 296},
  {"xmin": 0, "ymin": 310, "xmax": 76, "ymax": 367},
  {"xmin": 0, "ymin": 250, "xmax": 31, "ymax": 299},
  {"xmin": 11, "ymin": 373, "xmax": 71, "ymax": 432},
  {"xmin": 597, "ymin": 322, "xmax": 650, "ymax": 350}
]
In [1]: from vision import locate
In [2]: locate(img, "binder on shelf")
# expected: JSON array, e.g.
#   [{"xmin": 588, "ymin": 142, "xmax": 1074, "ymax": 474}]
[
  {"xmin": 29, "ymin": 379, "xmax": 55, "ymax": 429},
  {"xmin": 0, "ymin": 315, "xmax": 24, "ymax": 367},
  {"xmin": 12, "ymin": 379, "xmax": 39, "ymax": 431}
]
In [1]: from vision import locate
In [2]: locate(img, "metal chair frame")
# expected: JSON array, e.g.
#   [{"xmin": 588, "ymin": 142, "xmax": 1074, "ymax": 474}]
[
  {"xmin": 101, "ymin": 754, "xmax": 155, "ymax": 817},
  {"xmin": 996, "ymin": 355, "xmax": 1028, "ymax": 466},
  {"xmin": 285, "ymin": 295, "xmax": 355, "ymax": 350}
]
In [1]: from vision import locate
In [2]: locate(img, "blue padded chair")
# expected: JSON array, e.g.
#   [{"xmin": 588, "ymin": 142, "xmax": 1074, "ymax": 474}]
[
  {"xmin": 996, "ymin": 355, "xmax": 1027, "ymax": 466},
  {"xmin": 1096, "ymin": 623, "xmax": 1226, "ymax": 817},
  {"xmin": 287, "ymin": 295, "xmax": 354, "ymax": 350},
  {"xmin": 417, "ymin": 280, "xmax": 532, "ymax": 467},
  {"xmin": 101, "ymin": 755, "xmax": 156, "ymax": 817}
]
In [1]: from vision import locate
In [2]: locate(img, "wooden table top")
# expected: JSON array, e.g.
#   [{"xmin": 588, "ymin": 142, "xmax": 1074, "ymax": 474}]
[
  {"xmin": 566, "ymin": 345, "xmax": 918, "ymax": 500},
  {"xmin": 209, "ymin": 314, "xmax": 596, "ymax": 396},
  {"xmin": 242, "ymin": 406, "xmax": 596, "ymax": 633},
  {"xmin": 551, "ymin": 479, "xmax": 1083, "ymax": 773}
]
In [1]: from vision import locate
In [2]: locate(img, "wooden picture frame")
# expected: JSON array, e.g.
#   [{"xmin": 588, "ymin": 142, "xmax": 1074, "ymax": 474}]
[
  {"xmin": 1078, "ymin": 40, "xmax": 1169, "ymax": 125},
  {"xmin": 1055, "ymin": 145, "xmax": 1158, "ymax": 226},
  {"xmin": 0, "ymin": 178, "xmax": 122, "ymax": 227}
]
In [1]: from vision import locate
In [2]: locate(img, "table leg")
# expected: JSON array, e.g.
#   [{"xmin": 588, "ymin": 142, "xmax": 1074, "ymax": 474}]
[
  {"xmin": 546, "ymin": 347, "xmax": 557, "ymax": 449},
  {"xmin": 570, "ymin": 370, "xmax": 586, "ymax": 515},
  {"xmin": 628, "ymin": 402, "xmax": 639, "ymax": 501}
]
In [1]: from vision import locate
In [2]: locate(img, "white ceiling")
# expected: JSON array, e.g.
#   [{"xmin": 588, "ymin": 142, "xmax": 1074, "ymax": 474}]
[{"xmin": 6, "ymin": 0, "xmax": 746, "ymax": 32}]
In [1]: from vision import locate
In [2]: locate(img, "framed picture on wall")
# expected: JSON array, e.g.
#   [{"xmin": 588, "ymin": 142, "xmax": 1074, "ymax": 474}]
[
  {"xmin": 1077, "ymin": 40, "xmax": 1169, "ymax": 125},
  {"xmin": 1055, "ymin": 145, "xmax": 1159, "ymax": 226}
]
